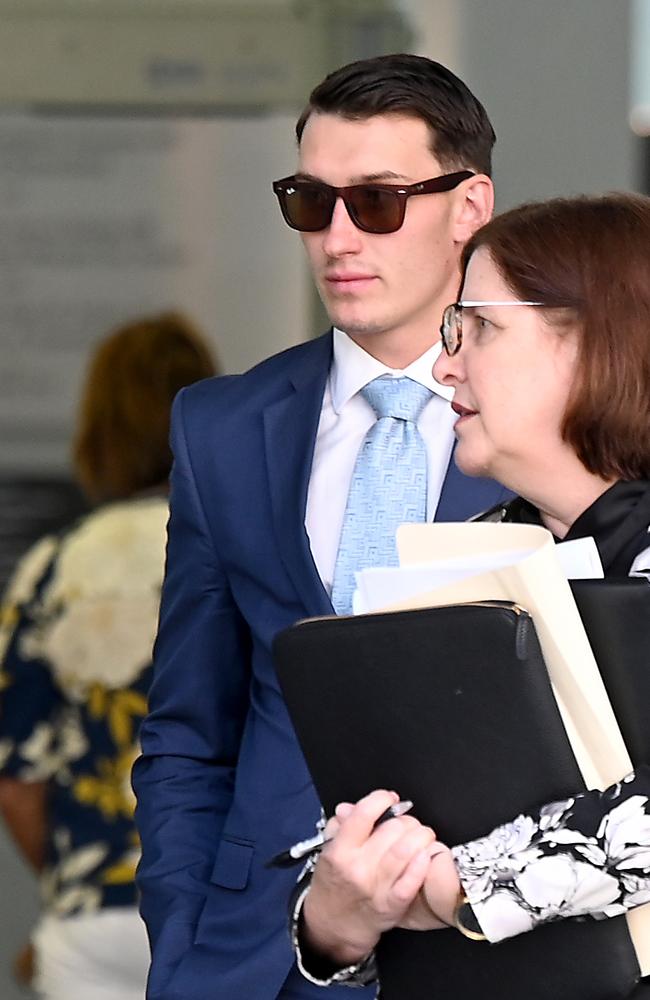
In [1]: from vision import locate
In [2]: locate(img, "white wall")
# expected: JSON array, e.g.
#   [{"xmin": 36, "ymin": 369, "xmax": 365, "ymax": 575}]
[
  {"xmin": 402, "ymin": 0, "xmax": 638, "ymax": 207},
  {"xmin": 0, "ymin": 112, "xmax": 309, "ymax": 473}
]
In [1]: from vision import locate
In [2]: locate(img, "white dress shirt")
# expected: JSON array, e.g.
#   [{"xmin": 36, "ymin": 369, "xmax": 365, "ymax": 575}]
[{"xmin": 305, "ymin": 329, "xmax": 457, "ymax": 596}]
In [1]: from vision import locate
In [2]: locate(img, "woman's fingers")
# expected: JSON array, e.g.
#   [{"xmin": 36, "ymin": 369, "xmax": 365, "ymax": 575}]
[
  {"xmin": 370, "ymin": 813, "xmax": 428, "ymax": 849},
  {"xmin": 310, "ymin": 796, "xmax": 438, "ymax": 945},
  {"xmin": 376, "ymin": 821, "xmax": 436, "ymax": 891},
  {"xmin": 328, "ymin": 816, "xmax": 435, "ymax": 901},
  {"xmin": 330, "ymin": 789, "xmax": 399, "ymax": 848},
  {"xmin": 324, "ymin": 791, "xmax": 394, "ymax": 841},
  {"xmin": 326, "ymin": 791, "xmax": 435, "ymax": 888},
  {"xmin": 392, "ymin": 846, "xmax": 433, "ymax": 906},
  {"xmin": 323, "ymin": 813, "xmax": 343, "ymax": 839},
  {"xmin": 422, "ymin": 844, "xmax": 462, "ymax": 927}
]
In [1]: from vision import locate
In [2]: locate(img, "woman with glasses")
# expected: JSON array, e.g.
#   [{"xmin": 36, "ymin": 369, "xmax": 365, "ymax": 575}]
[{"xmin": 291, "ymin": 192, "xmax": 650, "ymax": 996}]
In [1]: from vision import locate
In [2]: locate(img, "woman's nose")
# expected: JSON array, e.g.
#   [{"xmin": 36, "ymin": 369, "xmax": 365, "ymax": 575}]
[{"xmin": 433, "ymin": 344, "xmax": 464, "ymax": 386}]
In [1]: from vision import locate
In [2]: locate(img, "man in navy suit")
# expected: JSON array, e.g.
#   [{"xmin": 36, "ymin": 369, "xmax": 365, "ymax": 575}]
[{"xmin": 133, "ymin": 53, "xmax": 511, "ymax": 1000}]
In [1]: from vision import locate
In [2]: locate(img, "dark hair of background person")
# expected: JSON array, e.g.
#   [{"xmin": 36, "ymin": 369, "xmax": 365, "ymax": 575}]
[
  {"xmin": 295, "ymin": 53, "xmax": 496, "ymax": 177},
  {"xmin": 461, "ymin": 192, "xmax": 650, "ymax": 482},
  {"xmin": 73, "ymin": 311, "xmax": 218, "ymax": 503}
]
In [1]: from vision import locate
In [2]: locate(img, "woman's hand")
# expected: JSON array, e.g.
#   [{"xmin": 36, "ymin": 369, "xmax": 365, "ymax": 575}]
[
  {"xmin": 302, "ymin": 789, "xmax": 437, "ymax": 966},
  {"xmin": 398, "ymin": 842, "xmax": 461, "ymax": 931}
]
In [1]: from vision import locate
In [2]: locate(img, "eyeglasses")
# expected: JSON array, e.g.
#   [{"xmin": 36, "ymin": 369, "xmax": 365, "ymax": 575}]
[
  {"xmin": 440, "ymin": 300, "xmax": 545, "ymax": 356},
  {"xmin": 272, "ymin": 170, "xmax": 475, "ymax": 235}
]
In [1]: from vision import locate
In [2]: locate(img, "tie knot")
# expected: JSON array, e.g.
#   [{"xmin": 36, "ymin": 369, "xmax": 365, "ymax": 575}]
[{"xmin": 361, "ymin": 375, "xmax": 433, "ymax": 422}]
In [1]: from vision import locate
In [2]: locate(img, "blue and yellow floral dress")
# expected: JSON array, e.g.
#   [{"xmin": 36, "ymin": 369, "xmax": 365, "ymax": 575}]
[{"xmin": 0, "ymin": 496, "xmax": 168, "ymax": 916}]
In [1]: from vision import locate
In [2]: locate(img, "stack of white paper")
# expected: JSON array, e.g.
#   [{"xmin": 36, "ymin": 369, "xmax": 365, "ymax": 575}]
[{"xmin": 353, "ymin": 536, "xmax": 603, "ymax": 615}]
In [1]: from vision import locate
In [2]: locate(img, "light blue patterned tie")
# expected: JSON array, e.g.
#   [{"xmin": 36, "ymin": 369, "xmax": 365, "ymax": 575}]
[{"xmin": 331, "ymin": 375, "xmax": 433, "ymax": 615}]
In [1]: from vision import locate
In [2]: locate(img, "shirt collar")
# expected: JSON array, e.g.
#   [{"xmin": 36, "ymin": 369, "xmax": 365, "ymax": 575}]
[{"xmin": 330, "ymin": 328, "xmax": 454, "ymax": 414}]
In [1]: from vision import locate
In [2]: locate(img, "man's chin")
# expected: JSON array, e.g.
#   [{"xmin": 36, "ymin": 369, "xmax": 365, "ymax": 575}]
[{"xmin": 328, "ymin": 316, "xmax": 386, "ymax": 338}]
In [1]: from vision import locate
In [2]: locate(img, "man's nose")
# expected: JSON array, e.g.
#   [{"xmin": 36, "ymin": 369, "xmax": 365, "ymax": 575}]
[{"xmin": 322, "ymin": 197, "xmax": 363, "ymax": 256}]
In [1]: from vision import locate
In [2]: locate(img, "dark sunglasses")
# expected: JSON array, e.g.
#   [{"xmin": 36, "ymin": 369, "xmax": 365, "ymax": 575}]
[{"xmin": 272, "ymin": 170, "xmax": 475, "ymax": 235}]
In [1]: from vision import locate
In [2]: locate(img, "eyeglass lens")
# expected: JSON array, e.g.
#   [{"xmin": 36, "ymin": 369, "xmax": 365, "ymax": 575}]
[
  {"xmin": 277, "ymin": 181, "xmax": 404, "ymax": 234},
  {"xmin": 441, "ymin": 305, "xmax": 461, "ymax": 356}
]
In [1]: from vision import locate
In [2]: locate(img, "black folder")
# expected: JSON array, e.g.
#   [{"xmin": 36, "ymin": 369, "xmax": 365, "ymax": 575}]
[
  {"xmin": 274, "ymin": 584, "xmax": 650, "ymax": 1000},
  {"xmin": 570, "ymin": 579, "xmax": 650, "ymax": 765}
]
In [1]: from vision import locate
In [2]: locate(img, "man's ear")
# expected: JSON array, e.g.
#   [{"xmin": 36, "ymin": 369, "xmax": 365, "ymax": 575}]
[{"xmin": 451, "ymin": 175, "xmax": 494, "ymax": 243}]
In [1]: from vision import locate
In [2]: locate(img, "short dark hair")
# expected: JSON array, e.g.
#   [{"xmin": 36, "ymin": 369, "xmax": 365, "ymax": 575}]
[
  {"xmin": 73, "ymin": 311, "xmax": 218, "ymax": 503},
  {"xmin": 296, "ymin": 53, "xmax": 496, "ymax": 176},
  {"xmin": 461, "ymin": 193, "xmax": 650, "ymax": 481}
]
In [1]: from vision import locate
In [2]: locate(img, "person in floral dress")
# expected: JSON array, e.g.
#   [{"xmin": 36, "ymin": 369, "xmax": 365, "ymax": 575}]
[{"xmin": 0, "ymin": 312, "xmax": 216, "ymax": 1000}]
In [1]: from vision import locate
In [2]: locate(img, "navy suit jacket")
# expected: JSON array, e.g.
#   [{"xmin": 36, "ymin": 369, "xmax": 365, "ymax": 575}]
[{"xmin": 133, "ymin": 332, "xmax": 512, "ymax": 1000}]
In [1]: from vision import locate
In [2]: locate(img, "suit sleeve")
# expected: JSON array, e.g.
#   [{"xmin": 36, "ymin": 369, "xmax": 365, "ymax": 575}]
[{"xmin": 133, "ymin": 388, "xmax": 252, "ymax": 997}]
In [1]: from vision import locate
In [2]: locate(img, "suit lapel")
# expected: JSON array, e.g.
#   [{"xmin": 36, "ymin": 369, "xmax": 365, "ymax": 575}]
[
  {"xmin": 263, "ymin": 334, "xmax": 334, "ymax": 617},
  {"xmin": 435, "ymin": 445, "xmax": 513, "ymax": 522}
]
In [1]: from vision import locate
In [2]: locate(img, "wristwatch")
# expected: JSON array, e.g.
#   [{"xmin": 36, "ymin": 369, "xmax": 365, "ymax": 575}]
[{"xmin": 453, "ymin": 892, "xmax": 487, "ymax": 942}]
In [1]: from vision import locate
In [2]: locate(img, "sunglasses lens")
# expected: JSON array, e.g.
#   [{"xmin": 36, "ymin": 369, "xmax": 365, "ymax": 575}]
[
  {"xmin": 274, "ymin": 179, "xmax": 405, "ymax": 233},
  {"xmin": 348, "ymin": 188, "xmax": 403, "ymax": 234},
  {"xmin": 278, "ymin": 182, "xmax": 334, "ymax": 232}
]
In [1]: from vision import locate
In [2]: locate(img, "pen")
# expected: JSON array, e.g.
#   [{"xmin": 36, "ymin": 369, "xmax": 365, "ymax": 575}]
[{"xmin": 265, "ymin": 799, "xmax": 414, "ymax": 869}]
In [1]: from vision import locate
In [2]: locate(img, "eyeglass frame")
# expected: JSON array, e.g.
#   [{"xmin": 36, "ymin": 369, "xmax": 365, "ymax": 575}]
[
  {"xmin": 272, "ymin": 170, "xmax": 475, "ymax": 235},
  {"xmin": 440, "ymin": 300, "xmax": 546, "ymax": 356}
]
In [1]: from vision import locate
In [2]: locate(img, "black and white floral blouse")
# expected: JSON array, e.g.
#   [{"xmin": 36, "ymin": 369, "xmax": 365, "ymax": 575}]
[
  {"xmin": 454, "ymin": 765, "xmax": 650, "ymax": 942},
  {"xmin": 290, "ymin": 479, "xmax": 650, "ymax": 986}
]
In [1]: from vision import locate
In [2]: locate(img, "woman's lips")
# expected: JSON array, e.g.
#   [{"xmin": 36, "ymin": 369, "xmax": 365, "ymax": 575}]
[{"xmin": 451, "ymin": 401, "xmax": 478, "ymax": 424}]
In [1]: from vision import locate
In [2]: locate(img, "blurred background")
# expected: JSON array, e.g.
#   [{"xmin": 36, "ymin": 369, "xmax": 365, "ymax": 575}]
[{"xmin": 0, "ymin": 0, "xmax": 647, "ymax": 994}]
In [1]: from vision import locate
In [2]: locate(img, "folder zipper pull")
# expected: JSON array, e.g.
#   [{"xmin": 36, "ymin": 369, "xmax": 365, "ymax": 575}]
[
  {"xmin": 465, "ymin": 600, "xmax": 531, "ymax": 659},
  {"xmin": 514, "ymin": 611, "xmax": 531, "ymax": 660}
]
